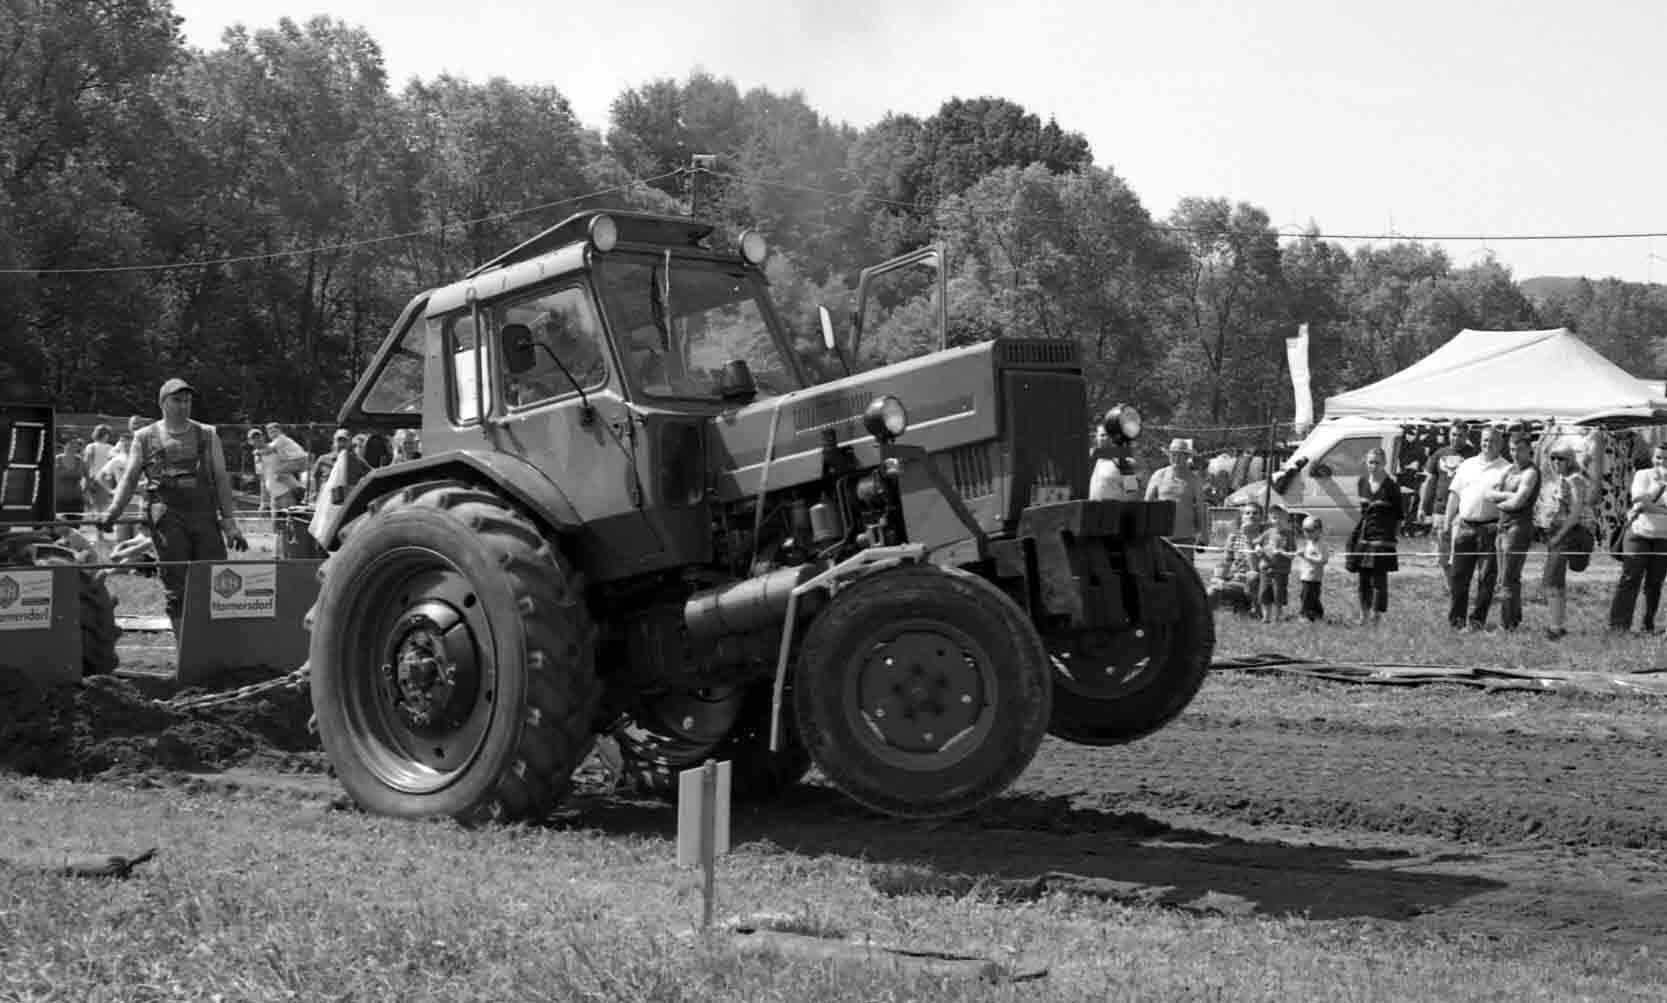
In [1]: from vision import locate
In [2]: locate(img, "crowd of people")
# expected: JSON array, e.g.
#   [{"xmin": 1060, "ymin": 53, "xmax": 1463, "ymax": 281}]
[
  {"xmin": 54, "ymin": 412, "xmax": 421, "ymax": 527},
  {"xmin": 1094, "ymin": 413, "xmax": 1664, "ymax": 640}
]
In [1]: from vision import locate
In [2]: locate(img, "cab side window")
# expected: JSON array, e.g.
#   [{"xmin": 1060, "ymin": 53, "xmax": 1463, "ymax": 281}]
[
  {"xmin": 440, "ymin": 311, "xmax": 492, "ymax": 423},
  {"xmin": 1315, "ymin": 438, "xmax": 1381, "ymax": 480},
  {"xmin": 498, "ymin": 286, "xmax": 609, "ymax": 409}
]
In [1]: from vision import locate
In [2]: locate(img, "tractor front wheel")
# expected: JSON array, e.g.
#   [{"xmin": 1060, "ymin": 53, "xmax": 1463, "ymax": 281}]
[
  {"xmin": 1045, "ymin": 539, "xmax": 1214, "ymax": 746},
  {"xmin": 307, "ymin": 481, "xmax": 600, "ymax": 826},
  {"xmin": 793, "ymin": 564, "xmax": 1051, "ymax": 819}
]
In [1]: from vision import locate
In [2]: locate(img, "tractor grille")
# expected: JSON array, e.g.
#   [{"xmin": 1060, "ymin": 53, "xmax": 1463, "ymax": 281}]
[
  {"xmin": 1004, "ymin": 370, "xmax": 1088, "ymax": 516},
  {"xmin": 994, "ymin": 339, "xmax": 1081, "ymax": 369},
  {"xmin": 945, "ymin": 444, "xmax": 995, "ymax": 500},
  {"xmin": 791, "ymin": 391, "xmax": 870, "ymax": 434}
]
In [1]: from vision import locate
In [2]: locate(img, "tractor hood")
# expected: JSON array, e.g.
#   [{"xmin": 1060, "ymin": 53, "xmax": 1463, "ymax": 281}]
[{"xmin": 706, "ymin": 338, "xmax": 1089, "ymax": 527}]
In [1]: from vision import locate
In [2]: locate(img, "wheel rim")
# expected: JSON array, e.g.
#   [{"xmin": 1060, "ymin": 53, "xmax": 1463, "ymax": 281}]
[
  {"xmin": 1049, "ymin": 624, "xmax": 1174, "ymax": 701},
  {"xmin": 620, "ymin": 686, "xmax": 744, "ymax": 765},
  {"xmin": 337, "ymin": 546, "xmax": 499, "ymax": 794},
  {"xmin": 844, "ymin": 622, "xmax": 998, "ymax": 771}
]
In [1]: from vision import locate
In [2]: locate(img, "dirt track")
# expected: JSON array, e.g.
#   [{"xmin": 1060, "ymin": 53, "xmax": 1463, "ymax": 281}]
[{"xmin": 5, "ymin": 658, "xmax": 1667, "ymax": 947}]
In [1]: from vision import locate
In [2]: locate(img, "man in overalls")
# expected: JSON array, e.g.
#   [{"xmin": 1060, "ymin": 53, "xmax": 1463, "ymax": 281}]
[{"xmin": 100, "ymin": 378, "xmax": 247, "ymax": 637}]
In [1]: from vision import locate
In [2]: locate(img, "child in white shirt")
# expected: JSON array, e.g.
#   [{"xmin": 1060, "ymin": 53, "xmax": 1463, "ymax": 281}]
[{"xmin": 1294, "ymin": 515, "xmax": 1331, "ymax": 622}]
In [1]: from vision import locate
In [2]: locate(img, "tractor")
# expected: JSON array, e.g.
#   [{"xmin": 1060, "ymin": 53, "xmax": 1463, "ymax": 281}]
[{"xmin": 308, "ymin": 210, "xmax": 1214, "ymax": 825}]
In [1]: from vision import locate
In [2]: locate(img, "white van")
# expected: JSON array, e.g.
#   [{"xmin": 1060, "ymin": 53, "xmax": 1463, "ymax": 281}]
[{"xmin": 1222, "ymin": 417, "xmax": 1411, "ymax": 533}]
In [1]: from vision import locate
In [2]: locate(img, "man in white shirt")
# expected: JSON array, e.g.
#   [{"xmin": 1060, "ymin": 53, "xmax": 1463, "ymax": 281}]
[
  {"xmin": 1443, "ymin": 424, "xmax": 1512, "ymax": 629},
  {"xmin": 1144, "ymin": 438, "xmax": 1211, "ymax": 556}
]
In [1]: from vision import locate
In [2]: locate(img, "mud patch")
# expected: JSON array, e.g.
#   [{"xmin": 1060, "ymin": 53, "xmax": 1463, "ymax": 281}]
[{"xmin": 0, "ymin": 667, "xmax": 325, "ymax": 782}]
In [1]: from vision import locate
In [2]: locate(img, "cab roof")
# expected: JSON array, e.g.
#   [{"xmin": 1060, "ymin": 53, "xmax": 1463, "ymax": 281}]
[{"xmin": 466, "ymin": 210, "xmax": 721, "ymax": 279}]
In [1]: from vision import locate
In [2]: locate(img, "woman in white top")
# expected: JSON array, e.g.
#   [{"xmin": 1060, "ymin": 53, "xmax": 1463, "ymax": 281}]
[{"xmin": 1608, "ymin": 442, "xmax": 1667, "ymax": 633}]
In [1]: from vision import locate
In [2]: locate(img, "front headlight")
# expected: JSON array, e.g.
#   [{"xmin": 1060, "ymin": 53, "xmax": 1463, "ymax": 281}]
[
  {"xmin": 1102, "ymin": 404, "xmax": 1141, "ymax": 442},
  {"xmin": 1118, "ymin": 405, "xmax": 1142, "ymax": 440},
  {"xmin": 864, "ymin": 395, "xmax": 909, "ymax": 442}
]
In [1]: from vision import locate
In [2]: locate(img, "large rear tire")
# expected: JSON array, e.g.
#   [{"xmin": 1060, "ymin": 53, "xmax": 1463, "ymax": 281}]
[
  {"xmin": 613, "ymin": 682, "xmax": 812, "ymax": 803},
  {"xmin": 78, "ymin": 570, "xmax": 120, "ymax": 677},
  {"xmin": 793, "ymin": 564, "xmax": 1051, "ymax": 820},
  {"xmin": 307, "ymin": 481, "xmax": 600, "ymax": 826},
  {"xmin": 1046, "ymin": 539, "xmax": 1213, "ymax": 746},
  {"xmin": 31, "ymin": 548, "xmax": 120, "ymax": 677}
]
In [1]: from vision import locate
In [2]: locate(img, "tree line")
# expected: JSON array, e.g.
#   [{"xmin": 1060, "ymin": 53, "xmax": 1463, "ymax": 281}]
[{"xmin": 5, "ymin": 3, "xmax": 1665, "ymax": 441}]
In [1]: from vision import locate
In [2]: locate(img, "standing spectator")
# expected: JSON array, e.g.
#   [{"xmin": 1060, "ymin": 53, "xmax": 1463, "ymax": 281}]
[
  {"xmin": 393, "ymin": 428, "xmax": 423, "ymax": 463},
  {"xmin": 1145, "ymin": 438, "xmax": 1211, "ymax": 557},
  {"xmin": 1420, "ymin": 423, "xmax": 1475, "ymax": 589},
  {"xmin": 310, "ymin": 428, "xmax": 371, "ymax": 503},
  {"xmin": 1353, "ymin": 446, "xmax": 1404, "ymax": 624},
  {"xmin": 245, "ymin": 427, "xmax": 270, "ymax": 512},
  {"xmin": 257, "ymin": 422, "xmax": 309, "ymax": 514},
  {"xmin": 81, "ymin": 426, "xmax": 116, "ymax": 525},
  {"xmin": 53, "ymin": 435, "xmax": 87, "ymax": 521},
  {"xmin": 1294, "ymin": 515, "xmax": 1331, "ymax": 623},
  {"xmin": 98, "ymin": 378, "xmax": 247, "ymax": 639},
  {"xmin": 100, "ymin": 430, "xmax": 138, "ymax": 542},
  {"xmin": 1608, "ymin": 442, "xmax": 1667, "ymax": 634},
  {"xmin": 1088, "ymin": 412, "xmax": 1141, "ymax": 501},
  {"xmin": 1254, "ymin": 508, "xmax": 1296, "ymax": 623},
  {"xmin": 1485, "ymin": 432, "xmax": 1541, "ymax": 632},
  {"xmin": 1444, "ymin": 425, "xmax": 1511, "ymax": 630},
  {"xmin": 1209, "ymin": 500, "xmax": 1266, "ymax": 614},
  {"xmin": 1541, "ymin": 443, "xmax": 1593, "ymax": 640}
]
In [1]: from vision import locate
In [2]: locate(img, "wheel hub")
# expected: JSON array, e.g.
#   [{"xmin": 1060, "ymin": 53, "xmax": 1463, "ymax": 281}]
[
  {"xmin": 1050, "ymin": 625, "xmax": 1169, "ymax": 699},
  {"xmin": 383, "ymin": 600, "xmax": 479, "ymax": 733},
  {"xmin": 857, "ymin": 631, "xmax": 984, "ymax": 755}
]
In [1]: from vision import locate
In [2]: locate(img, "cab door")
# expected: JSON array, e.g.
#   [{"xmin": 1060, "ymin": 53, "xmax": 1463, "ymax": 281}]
[{"xmin": 464, "ymin": 282, "xmax": 669, "ymax": 577}]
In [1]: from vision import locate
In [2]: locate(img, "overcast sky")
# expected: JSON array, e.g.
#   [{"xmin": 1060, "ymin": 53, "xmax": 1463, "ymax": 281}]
[{"xmin": 170, "ymin": 0, "xmax": 1667, "ymax": 284}]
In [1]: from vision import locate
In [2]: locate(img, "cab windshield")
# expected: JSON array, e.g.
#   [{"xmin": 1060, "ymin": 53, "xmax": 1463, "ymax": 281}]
[{"xmin": 597, "ymin": 254, "xmax": 798, "ymax": 401}]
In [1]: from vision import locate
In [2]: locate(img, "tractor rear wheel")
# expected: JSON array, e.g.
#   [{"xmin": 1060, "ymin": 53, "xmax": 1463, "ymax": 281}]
[
  {"xmin": 793, "ymin": 564, "xmax": 1051, "ymax": 819},
  {"xmin": 30, "ymin": 549, "xmax": 119, "ymax": 677},
  {"xmin": 307, "ymin": 481, "xmax": 600, "ymax": 826},
  {"xmin": 613, "ymin": 681, "xmax": 812, "ymax": 803},
  {"xmin": 1045, "ymin": 539, "xmax": 1214, "ymax": 746}
]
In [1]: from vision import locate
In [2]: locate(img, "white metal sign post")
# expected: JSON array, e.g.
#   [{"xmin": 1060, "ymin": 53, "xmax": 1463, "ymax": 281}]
[{"xmin": 676, "ymin": 758, "xmax": 731, "ymax": 930}]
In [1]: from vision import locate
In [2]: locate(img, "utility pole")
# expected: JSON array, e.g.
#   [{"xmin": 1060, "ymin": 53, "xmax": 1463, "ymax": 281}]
[{"xmin": 687, "ymin": 154, "xmax": 717, "ymax": 217}]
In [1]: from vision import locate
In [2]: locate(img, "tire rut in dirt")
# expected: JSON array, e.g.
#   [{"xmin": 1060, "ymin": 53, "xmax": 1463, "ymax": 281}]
[
  {"xmin": 1023, "ymin": 708, "xmax": 1667, "ymax": 850},
  {"xmin": 307, "ymin": 480, "xmax": 600, "ymax": 826}
]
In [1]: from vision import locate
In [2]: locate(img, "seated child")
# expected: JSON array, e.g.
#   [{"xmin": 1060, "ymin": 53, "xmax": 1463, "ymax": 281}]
[{"xmin": 1209, "ymin": 501, "xmax": 1267, "ymax": 614}]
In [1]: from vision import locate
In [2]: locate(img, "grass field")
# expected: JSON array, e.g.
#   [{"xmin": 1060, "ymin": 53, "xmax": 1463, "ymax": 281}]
[{"xmin": 9, "ymin": 538, "xmax": 1660, "ymax": 1000}]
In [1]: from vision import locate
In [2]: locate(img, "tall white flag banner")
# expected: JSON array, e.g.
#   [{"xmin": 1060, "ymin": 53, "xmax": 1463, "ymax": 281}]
[{"xmin": 1286, "ymin": 323, "xmax": 1314, "ymax": 434}]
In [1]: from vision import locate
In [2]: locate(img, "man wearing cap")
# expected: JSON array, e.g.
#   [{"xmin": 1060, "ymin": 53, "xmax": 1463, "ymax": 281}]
[
  {"xmin": 99, "ymin": 378, "xmax": 247, "ymax": 637},
  {"xmin": 309, "ymin": 427, "xmax": 370, "ymax": 503},
  {"xmin": 1144, "ymin": 438, "xmax": 1211, "ymax": 557}
]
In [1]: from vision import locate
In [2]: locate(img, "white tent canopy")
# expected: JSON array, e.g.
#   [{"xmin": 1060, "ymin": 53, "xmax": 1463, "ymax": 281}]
[{"xmin": 1323, "ymin": 328, "xmax": 1667, "ymax": 422}]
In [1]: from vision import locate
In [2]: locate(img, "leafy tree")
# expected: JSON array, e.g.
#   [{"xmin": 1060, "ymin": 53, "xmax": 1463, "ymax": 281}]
[{"xmin": 1160, "ymin": 198, "xmax": 1287, "ymax": 426}]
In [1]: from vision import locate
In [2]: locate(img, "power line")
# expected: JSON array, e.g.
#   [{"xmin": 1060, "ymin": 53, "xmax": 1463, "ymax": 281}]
[
  {"xmin": 716, "ymin": 170, "xmax": 1667, "ymax": 244},
  {"xmin": 8, "ymin": 161, "xmax": 1667, "ymax": 278},
  {"xmin": 0, "ymin": 171, "xmax": 682, "ymax": 277}
]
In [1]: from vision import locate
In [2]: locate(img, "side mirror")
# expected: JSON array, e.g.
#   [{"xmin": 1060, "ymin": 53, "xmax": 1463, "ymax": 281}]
[
  {"xmin": 818, "ymin": 305, "xmax": 837, "ymax": 352},
  {"xmin": 500, "ymin": 323, "xmax": 536, "ymax": 375},
  {"xmin": 1310, "ymin": 463, "xmax": 1332, "ymax": 479},
  {"xmin": 717, "ymin": 359, "xmax": 757, "ymax": 405}
]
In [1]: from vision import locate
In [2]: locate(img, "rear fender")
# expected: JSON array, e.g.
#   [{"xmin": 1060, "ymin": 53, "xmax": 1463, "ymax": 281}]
[{"xmin": 328, "ymin": 450, "xmax": 583, "ymax": 546}]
